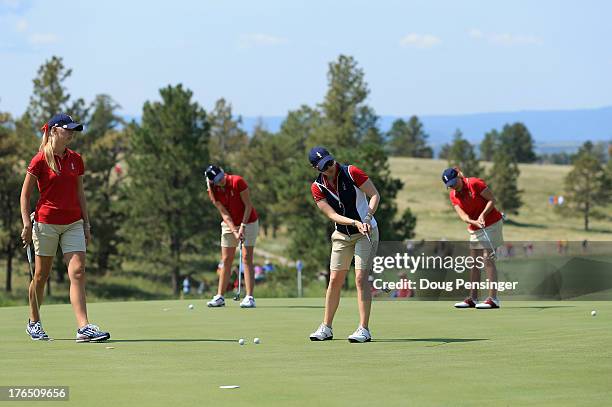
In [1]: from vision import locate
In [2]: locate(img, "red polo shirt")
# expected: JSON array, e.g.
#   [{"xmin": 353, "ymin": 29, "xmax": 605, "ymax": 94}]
[
  {"xmin": 210, "ymin": 174, "xmax": 258, "ymax": 226},
  {"xmin": 27, "ymin": 149, "xmax": 84, "ymax": 225},
  {"xmin": 449, "ymin": 177, "xmax": 503, "ymax": 231}
]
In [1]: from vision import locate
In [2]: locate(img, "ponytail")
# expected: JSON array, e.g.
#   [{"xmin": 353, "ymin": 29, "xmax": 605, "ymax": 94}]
[
  {"xmin": 453, "ymin": 166, "xmax": 465, "ymax": 179},
  {"xmin": 206, "ymin": 178, "xmax": 217, "ymax": 204},
  {"xmin": 39, "ymin": 123, "xmax": 59, "ymax": 173}
]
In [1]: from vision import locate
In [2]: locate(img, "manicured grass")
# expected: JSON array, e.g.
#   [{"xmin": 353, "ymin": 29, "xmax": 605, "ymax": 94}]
[
  {"xmin": 390, "ymin": 157, "xmax": 612, "ymax": 241},
  {"xmin": 1, "ymin": 298, "xmax": 610, "ymax": 406}
]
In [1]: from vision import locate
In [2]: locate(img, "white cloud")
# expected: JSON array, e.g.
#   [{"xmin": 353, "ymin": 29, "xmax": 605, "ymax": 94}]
[
  {"xmin": 399, "ymin": 33, "xmax": 441, "ymax": 49},
  {"xmin": 15, "ymin": 17, "xmax": 27, "ymax": 32},
  {"xmin": 239, "ymin": 33, "xmax": 288, "ymax": 48},
  {"xmin": 28, "ymin": 33, "xmax": 58, "ymax": 45},
  {"xmin": 467, "ymin": 28, "xmax": 483, "ymax": 39},
  {"xmin": 468, "ymin": 29, "xmax": 543, "ymax": 46}
]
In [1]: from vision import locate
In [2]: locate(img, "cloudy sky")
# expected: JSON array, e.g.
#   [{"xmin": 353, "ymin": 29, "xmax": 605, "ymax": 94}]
[{"xmin": 1, "ymin": 0, "xmax": 611, "ymax": 117}]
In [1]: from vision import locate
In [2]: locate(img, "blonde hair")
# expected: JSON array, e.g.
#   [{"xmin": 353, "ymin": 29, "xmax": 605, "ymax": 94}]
[{"xmin": 39, "ymin": 125, "xmax": 59, "ymax": 173}]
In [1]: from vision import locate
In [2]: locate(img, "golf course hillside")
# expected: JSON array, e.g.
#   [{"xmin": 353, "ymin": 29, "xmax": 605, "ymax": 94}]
[{"xmin": 389, "ymin": 157, "xmax": 612, "ymax": 241}]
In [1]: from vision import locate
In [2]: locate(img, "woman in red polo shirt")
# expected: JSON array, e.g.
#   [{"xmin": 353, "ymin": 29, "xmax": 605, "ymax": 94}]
[
  {"xmin": 204, "ymin": 165, "xmax": 258, "ymax": 308},
  {"xmin": 20, "ymin": 113, "xmax": 110, "ymax": 342},
  {"xmin": 442, "ymin": 167, "xmax": 504, "ymax": 309}
]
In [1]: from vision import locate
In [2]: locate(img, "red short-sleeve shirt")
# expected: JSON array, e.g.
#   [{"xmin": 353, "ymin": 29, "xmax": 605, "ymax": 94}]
[
  {"xmin": 449, "ymin": 177, "xmax": 503, "ymax": 231},
  {"xmin": 210, "ymin": 174, "xmax": 258, "ymax": 226},
  {"xmin": 311, "ymin": 164, "xmax": 369, "ymax": 202},
  {"xmin": 27, "ymin": 149, "xmax": 84, "ymax": 225}
]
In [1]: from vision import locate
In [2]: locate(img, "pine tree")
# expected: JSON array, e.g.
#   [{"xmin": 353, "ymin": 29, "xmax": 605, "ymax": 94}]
[
  {"xmin": 488, "ymin": 150, "xmax": 523, "ymax": 216},
  {"xmin": 480, "ymin": 129, "xmax": 499, "ymax": 161},
  {"xmin": 446, "ymin": 129, "xmax": 483, "ymax": 178},
  {"xmin": 208, "ymin": 98, "xmax": 248, "ymax": 167},
  {"xmin": 387, "ymin": 116, "xmax": 433, "ymax": 158},
  {"xmin": 121, "ymin": 84, "xmax": 212, "ymax": 294},
  {"xmin": 499, "ymin": 123, "xmax": 537, "ymax": 163},
  {"xmin": 561, "ymin": 141, "xmax": 611, "ymax": 231}
]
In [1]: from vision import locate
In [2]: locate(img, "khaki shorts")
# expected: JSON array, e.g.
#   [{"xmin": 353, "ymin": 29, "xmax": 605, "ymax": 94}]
[
  {"xmin": 330, "ymin": 227, "xmax": 379, "ymax": 272},
  {"xmin": 469, "ymin": 220, "xmax": 504, "ymax": 250},
  {"xmin": 221, "ymin": 220, "xmax": 259, "ymax": 248},
  {"xmin": 33, "ymin": 219, "xmax": 86, "ymax": 257}
]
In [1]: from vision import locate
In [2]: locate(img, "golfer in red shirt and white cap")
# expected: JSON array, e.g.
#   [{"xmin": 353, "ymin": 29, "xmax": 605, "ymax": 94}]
[
  {"xmin": 443, "ymin": 167, "xmax": 504, "ymax": 309},
  {"xmin": 20, "ymin": 113, "xmax": 110, "ymax": 342}
]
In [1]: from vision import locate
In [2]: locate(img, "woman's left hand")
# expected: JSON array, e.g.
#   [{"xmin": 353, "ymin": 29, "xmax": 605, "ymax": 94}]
[
  {"xmin": 84, "ymin": 225, "xmax": 91, "ymax": 246},
  {"xmin": 477, "ymin": 214, "xmax": 486, "ymax": 228}
]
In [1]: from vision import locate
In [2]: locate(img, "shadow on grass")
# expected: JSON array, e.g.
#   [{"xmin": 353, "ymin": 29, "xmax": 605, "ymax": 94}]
[
  {"xmin": 258, "ymin": 305, "xmax": 325, "ymax": 309},
  {"xmin": 51, "ymin": 338, "xmax": 236, "ymax": 343},
  {"xmin": 373, "ymin": 338, "xmax": 487, "ymax": 345},
  {"xmin": 508, "ymin": 305, "xmax": 576, "ymax": 310}
]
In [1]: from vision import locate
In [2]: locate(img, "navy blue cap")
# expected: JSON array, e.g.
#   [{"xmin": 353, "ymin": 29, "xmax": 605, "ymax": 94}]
[
  {"xmin": 308, "ymin": 146, "xmax": 334, "ymax": 171},
  {"xmin": 204, "ymin": 165, "xmax": 224, "ymax": 184},
  {"xmin": 442, "ymin": 168, "xmax": 459, "ymax": 187},
  {"xmin": 47, "ymin": 113, "xmax": 83, "ymax": 131}
]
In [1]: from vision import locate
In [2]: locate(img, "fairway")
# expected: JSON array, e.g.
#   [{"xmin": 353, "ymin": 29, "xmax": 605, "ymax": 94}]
[{"xmin": 1, "ymin": 299, "xmax": 610, "ymax": 406}]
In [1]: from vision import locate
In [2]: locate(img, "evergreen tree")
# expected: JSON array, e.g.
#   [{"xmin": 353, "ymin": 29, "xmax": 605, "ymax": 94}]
[
  {"xmin": 446, "ymin": 129, "xmax": 483, "ymax": 178},
  {"xmin": 488, "ymin": 150, "xmax": 523, "ymax": 216},
  {"xmin": 480, "ymin": 129, "xmax": 499, "ymax": 161},
  {"xmin": 387, "ymin": 116, "xmax": 433, "ymax": 158},
  {"xmin": 208, "ymin": 98, "xmax": 248, "ymax": 166},
  {"xmin": 121, "ymin": 84, "xmax": 212, "ymax": 294},
  {"xmin": 499, "ymin": 123, "xmax": 537, "ymax": 163},
  {"xmin": 561, "ymin": 141, "xmax": 611, "ymax": 231}
]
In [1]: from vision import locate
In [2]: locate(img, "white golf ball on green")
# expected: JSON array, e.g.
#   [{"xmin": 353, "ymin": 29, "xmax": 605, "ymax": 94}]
[
  {"xmin": 591, "ymin": 310, "xmax": 597, "ymax": 316},
  {"xmin": 238, "ymin": 338, "xmax": 245, "ymax": 345},
  {"xmin": 188, "ymin": 304, "xmax": 194, "ymax": 310},
  {"xmin": 253, "ymin": 337, "xmax": 260, "ymax": 344}
]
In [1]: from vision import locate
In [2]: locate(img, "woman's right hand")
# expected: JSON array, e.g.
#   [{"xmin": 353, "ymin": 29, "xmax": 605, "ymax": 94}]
[
  {"xmin": 356, "ymin": 221, "xmax": 371, "ymax": 236},
  {"xmin": 21, "ymin": 223, "xmax": 32, "ymax": 248}
]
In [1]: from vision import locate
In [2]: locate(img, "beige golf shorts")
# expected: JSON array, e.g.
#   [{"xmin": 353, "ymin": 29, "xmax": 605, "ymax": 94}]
[
  {"xmin": 469, "ymin": 219, "xmax": 504, "ymax": 250},
  {"xmin": 221, "ymin": 220, "xmax": 259, "ymax": 248},
  {"xmin": 32, "ymin": 219, "xmax": 86, "ymax": 256},
  {"xmin": 330, "ymin": 227, "xmax": 379, "ymax": 272}
]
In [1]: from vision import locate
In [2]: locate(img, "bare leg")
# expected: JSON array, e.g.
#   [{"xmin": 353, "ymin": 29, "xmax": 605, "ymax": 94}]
[
  {"xmin": 242, "ymin": 246, "xmax": 255, "ymax": 296},
  {"xmin": 64, "ymin": 252, "xmax": 88, "ymax": 328},
  {"xmin": 323, "ymin": 269, "xmax": 347, "ymax": 327},
  {"xmin": 355, "ymin": 269, "xmax": 372, "ymax": 329},
  {"xmin": 218, "ymin": 246, "xmax": 236, "ymax": 296},
  {"xmin": 29, "ymin": 256, "xmax": 53, "ymax": 322}
]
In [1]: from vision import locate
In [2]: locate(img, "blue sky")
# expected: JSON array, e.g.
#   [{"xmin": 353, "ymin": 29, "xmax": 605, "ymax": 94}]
[{"xmin": 1, "ymin": 0, "xmax": 611, "ymax": 118}]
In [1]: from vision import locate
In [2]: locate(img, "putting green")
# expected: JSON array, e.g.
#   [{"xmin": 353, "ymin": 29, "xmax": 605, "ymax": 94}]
[{"xmin": 1, "ymin": 299, "xmax": 611, "ymax": 406}]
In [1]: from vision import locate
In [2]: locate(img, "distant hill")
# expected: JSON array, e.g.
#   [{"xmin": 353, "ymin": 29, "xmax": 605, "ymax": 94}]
[
  {"xmin": 240, "ymin": 106, "xmax": 612, "ymax": 154},
  {"xmin": 124, "ymin": 106, "xmax": 612, "ymax": 155}
]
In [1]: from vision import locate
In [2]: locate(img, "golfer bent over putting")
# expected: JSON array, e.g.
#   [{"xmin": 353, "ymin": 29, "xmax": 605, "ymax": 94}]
[
  {"xmin": 205, "ymin": 165, "xmax": 259, "ymax": 308},
  {"xmin": 443, "ymin": 167, "xmax": 504, "ymax": 309},
  {"xmin": 308, "ymin": 147, "xmax": 380, "ymax": 343}
]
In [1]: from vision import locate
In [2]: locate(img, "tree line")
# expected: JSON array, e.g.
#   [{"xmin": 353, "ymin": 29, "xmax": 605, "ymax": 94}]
[{"xmin": 1, "ymin": 55, "xmax": 611, "ymax": 295}]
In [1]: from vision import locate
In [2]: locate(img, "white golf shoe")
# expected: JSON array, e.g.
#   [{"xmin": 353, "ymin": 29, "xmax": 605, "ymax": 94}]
[
  {"xmin": 348, "ymin": 326, "xmax": 372, "ymax": 343},
  {"xmin": 476, "ymin": 297, "xmax": 500, "ymax": 309},
  {"xmin": 239, "ymin": 295, "xmax": 256, "ymax": 308},
  {"xmin": 207, "ymin": 294, "xmax": 225, "ymax": 307},
  {"xmin": 309, "ymin": 323, "xmax": 333, "ymax": 341}
]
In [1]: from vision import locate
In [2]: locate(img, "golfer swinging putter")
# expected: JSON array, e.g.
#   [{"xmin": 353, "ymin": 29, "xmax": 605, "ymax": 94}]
[
  {"xmin": 308, "ymin": 147, "xmax": 380, "ymax": 343},
  {"xmin": 205, "ymin": 165, "xmax": 259, "ymax": 308},
  {"xmin": 443, "ymin": 167, "xmax": 504, "ymax": 309},
  {"xmin": 20, "ymin": 113, "xmax": 110, "ymax": 342}
]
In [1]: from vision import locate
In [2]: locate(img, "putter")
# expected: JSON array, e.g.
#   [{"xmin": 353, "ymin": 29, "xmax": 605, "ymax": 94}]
[
  {"xmin": 480, "ymin": 226, "xmax": 497, "ymax": 260},
  {"xmin": 233, "ymin": 241, "xmax": 243, "ymax": 301},
  {"xmin": 364, "ymin": 229, "xmax": 389, "ymax": 293},
  {"xmin": 26, "ymin": 243, "xmax": 42, "ymax": 321}
]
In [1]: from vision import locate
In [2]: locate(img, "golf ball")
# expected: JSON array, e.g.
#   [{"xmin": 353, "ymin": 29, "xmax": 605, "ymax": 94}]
[
  {"xmin": 254, "ymin": 337, "xmax": 260, "ymax": 344},
  {"xmin": 238, "ymin": 338, "xmax": 245, "ymax": 345},
  {"xmin": 188, "ymin": 304, "xmax": 194, "ymax": 310},
  {"xmin": 591, "ymin": 310, "xmax": 597, "ymax": 316}
]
